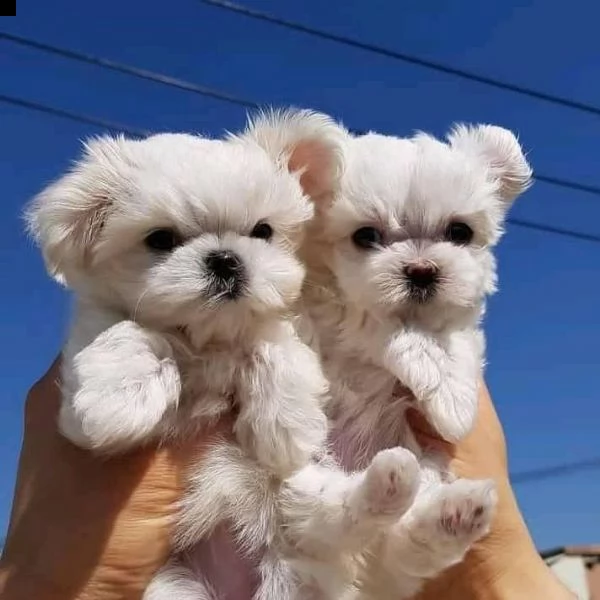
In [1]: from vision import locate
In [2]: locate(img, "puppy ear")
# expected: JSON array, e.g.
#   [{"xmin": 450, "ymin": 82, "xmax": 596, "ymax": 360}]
[
  {"xmin": 238, "ymin": 108, "xmax": 346, "ymax": 199},
  {"xmin": 24, "ymin": 135, "xmax": 125, "ymax": 283},
  {"xmin": 447, "ymin": 124, "xmax": 533, "ymax": 203}
]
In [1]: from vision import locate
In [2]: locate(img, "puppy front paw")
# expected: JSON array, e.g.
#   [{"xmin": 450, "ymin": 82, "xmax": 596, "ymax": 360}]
[
  {"xmin": 419, "ymin": 382, "xmax": 478, "ymax": 443},
  {"xmin": 60, "ymin": 321, "xmax": 181, "ymax": 453},
  {"xmin": 354, "ymin": 447, "xmax": 420, "ymax": 521},
  {"xmin": 383, "ymin": 337, "xmax": 443, "ymax": 400}
]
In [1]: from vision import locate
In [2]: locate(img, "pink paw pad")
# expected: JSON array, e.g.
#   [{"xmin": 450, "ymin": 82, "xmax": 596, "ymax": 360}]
[
  {"xmin": 436, "ymin": 480, "xmax": 497, "ymax": 540},
  {"xmin": 440, "ymin": 500, "xmax": 487, "ymax": 535},
  {"xmin": 362, "ymin": 447, "xmax": 420, "ymax": 517}
]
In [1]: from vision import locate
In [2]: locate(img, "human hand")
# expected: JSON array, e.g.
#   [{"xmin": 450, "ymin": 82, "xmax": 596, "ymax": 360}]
[
  {"xmin": 0, "ymin": 357, "xmax": 228, "ymax": 600},
  {"xmin": 408, "ymin": 381, "xmax": 574, "ymax": 600}
]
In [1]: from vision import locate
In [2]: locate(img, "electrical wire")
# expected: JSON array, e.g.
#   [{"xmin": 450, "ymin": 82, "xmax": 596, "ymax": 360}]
[
  {"xmin": 0, "ymin": 31, "xmax": 259, "ymax": 110},
  {"xmin": 201, "ymin": 0, "xmax": 600, "ymax": 119},
  {"xmin": 0, "ymin": 92, "xmax": 149, "ymax": 136},
  {"xmin": 512, "ymin": 456, "xmax": 600, "ymax": 485}
]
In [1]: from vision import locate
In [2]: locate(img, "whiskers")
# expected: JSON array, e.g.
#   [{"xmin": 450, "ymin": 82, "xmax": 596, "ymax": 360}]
[
  {"xmin": 131, "ymin": 287, "xmax": 150, "ymax": 322},
  {"xmin": 372, "ymin": 270, "xmax": 408, "ymax": 307}
]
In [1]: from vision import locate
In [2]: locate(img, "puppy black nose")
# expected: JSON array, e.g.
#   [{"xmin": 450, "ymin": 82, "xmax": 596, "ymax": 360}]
[
  {"xmin": 404, "ymin": 264, "xmax": 438, "ymax": 289},
  {"xmin": 205, "ymin": 250, "xmax": 243, "ymax": 280}
]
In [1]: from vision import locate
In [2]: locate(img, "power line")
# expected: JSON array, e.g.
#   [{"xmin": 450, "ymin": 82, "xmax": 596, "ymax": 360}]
[
  {"xmin": 512, "ymin": 456, "xmax": 600, "ymax": 485},
  {"xmin": 2, "ymin": 91, "xmax": 600, "ymax": 245},
  {"xmin": 530, "ymin": 174, "xmax": 600, "ymax": 197},
  {"xmin": 508, "ymin": 218, "xmax": 600, "ymax": 244},
  {"xmin": 201, "ymin": 0, "xmax": 600, "ymax": 120},
  {"xmin": 4, "ymin": 31, "xmax": 600, "ymax": 200},
  {"xmin": 0, "ymin": 93, "xmax": 149, "ymax": 136},
  {"xmin": 0, "ymin": 31, "xmax": 259, "ymax": 110}
]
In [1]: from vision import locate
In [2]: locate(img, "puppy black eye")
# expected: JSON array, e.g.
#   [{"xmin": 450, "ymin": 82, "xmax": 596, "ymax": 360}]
[
  {"xmin": 250, "ymin": 222, "xmax": 273, "ymax": 241},
  {"xmin": 352, "ymin": 226, "xmax": 383, "ymax": 249},
  {"xmin": 445, "ymin": 222, "xmax": 474, "ymax": 245},
  {"xmin": 145, "ymin": 229, "xmax": 180, "ymax": 251}
]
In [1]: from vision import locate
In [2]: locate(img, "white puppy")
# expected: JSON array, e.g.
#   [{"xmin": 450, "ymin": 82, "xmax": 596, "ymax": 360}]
[
  {"xmin": 301, "ymin": 124, "xmax": 533, "ymax": 598},
  {"xmin": 25, "ymin": 110, "xmax": 421, "ymax": 600}
]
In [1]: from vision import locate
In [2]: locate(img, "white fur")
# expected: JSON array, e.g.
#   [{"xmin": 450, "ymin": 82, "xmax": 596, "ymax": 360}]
[
  {"xmin": 171, "ymin": 440, "xmax": 421, "ymax": 599},
  {"xmin": 301, "ymin": 123, "xmax": 532, "ymax": 598},
  {"xmin": 25, "ymin": 110, "xmax": 422, "ymax": 600}
]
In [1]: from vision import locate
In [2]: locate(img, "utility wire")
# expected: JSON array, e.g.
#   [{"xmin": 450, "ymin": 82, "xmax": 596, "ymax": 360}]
[
  {"xmin": 0, "ymin": 93, "xmax": 149, "ymax": 136},
  {"xmin": 507, "ymin": 218, "xmax": 600, "ymax": 244},
  {"xmin": 512, "ymin": 456, "xmax": 600, "ymax": 485},
  {"xmin": 3, "ymin": 30, "xmax": 600, "ymax": 200},
  {"xmin": 0, "ymin": 31, "xmax": 259, "ymax": 110},
  {"xmin": 201, "ymin": 0, "xmax": 600, "ymax": 120},
  {"xmin": 2, "ymin": 91, "xmax": 600, "ymax": 245},
  {"xmin": 530, "ymin": 173, "xmax": 600, "ymax": 197}
]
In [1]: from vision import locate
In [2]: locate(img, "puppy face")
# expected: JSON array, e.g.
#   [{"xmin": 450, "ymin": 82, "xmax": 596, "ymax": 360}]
[
  {"xmin": 317, "ymin": 125, "xmax": 532, "ymax": 321},
  {"xmin": 26, "ymin": 109, "xmax": 344, "ymax": 335}
]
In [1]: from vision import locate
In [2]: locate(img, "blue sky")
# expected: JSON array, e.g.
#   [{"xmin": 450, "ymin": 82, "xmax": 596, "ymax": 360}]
[{"xmin": 1, "ymin": 0, "xmax": 599, "ymax": 550}]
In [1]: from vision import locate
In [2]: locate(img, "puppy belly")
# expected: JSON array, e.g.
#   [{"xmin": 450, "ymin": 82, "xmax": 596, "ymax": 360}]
[
  {"xmin": 328, "ymin": 414, "xmax": 408, "ymax": 472},
  {"xmin": 328, "ymin": 420, "xmax": 376, "ymax": 472},
  {"xmin": 183, "ymin": 522, "xmax": 260, "ymax": 600}
]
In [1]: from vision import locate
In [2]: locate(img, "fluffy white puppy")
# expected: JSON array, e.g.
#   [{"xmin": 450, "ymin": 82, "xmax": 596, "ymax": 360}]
[
  {"xmin": 25, "ymin": 110, "xmax": 422, "ymax": 600},
  {"xmin": 301, "ymin": 123, "xmax": 533, "ymax": 598}
]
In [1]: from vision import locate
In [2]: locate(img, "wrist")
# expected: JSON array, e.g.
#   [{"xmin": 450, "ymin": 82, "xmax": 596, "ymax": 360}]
[{"xmin": 0, "ymin": 560, "xmax": 145, "ymax": 600}]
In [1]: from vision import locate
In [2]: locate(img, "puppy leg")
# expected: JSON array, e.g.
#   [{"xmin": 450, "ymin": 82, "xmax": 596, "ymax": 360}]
[
  {"xmin": 235, "ymin": 337, "xmax": 328, "ymax": 478},
  {"xmin": 254, "ymin": 549, "xmax": 297, "ymax": 600},
  {"xmin": 374, "ymin": 478, "xmax": 497, "ymax": 596},
  {"xmin": 143, "ymin": 559, "xmax": 217, "ymax": 600},
  {"xmin": 383, "ymin": 329, "xmax": 479, "ymax": 442},
  {"xmin": 175, "ymin": 441, "xmax": 275, "ymax": 553},
  {"xmin": 61, "ymin": 308, "xmax": 181, "ymax": 453},
  {"xmin": 281, "ymin": 448, "xmax": 420, "ymax": 556}
]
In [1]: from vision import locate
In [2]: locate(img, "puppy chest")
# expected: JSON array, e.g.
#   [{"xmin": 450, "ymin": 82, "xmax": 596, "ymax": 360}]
[
  {"xmin": 328, "ymin": 355, "xmax": 398, "ymax": 405},
  {"xmin": 176, "ymin": 348, "xmax": 265, "ymax": 420},
  {"xmin": 327, "ymin": 357, "xmax": 414, "ymax": 466}
]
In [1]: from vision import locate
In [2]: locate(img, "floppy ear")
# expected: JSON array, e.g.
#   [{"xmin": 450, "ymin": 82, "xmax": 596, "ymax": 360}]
[
  {"xmin": 238, "ymin": 108, "xmax": 346, "ymax": 200},
  {"xmin": 24, "ymin": 135, "xmax": 125, "ymax": 283},
  {"xmin": 447, "ymin": 124, "xmax": 533, "ymax": 204}
]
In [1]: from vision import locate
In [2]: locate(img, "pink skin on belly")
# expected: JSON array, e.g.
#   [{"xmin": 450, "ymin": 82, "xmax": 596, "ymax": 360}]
[{"xmin": 183, "ymin": 522, "xmax": 260, "ymax": 600}]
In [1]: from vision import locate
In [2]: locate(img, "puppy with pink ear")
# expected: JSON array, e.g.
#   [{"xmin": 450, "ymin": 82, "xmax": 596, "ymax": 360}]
[
  {"xmin": 301, "ymin": 123, "xmax": 532, "ymax": 598},
  {"xmin": 26, "ymin": 110, "xmax": 422, "ymax": 600},
  {"xmin": 25, "ymin": 117, "xmax": 337, "ymax": 470}
]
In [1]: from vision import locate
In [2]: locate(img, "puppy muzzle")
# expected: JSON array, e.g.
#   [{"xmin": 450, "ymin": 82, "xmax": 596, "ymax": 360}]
[
  {"xmin": 403, "ymin": 263, "xmax": 439, "ymax": 303},
  {"xmin": 204, "ymin": 250, "xmax": 247, "ymax": 300}
]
